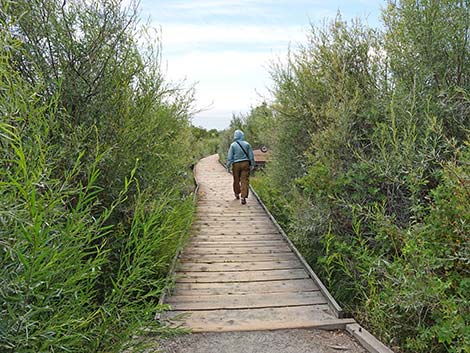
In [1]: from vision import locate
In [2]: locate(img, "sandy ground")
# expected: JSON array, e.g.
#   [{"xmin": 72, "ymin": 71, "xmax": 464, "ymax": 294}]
[{"xmin": 150, "ymin": 329, "xmax": 368, "ymax": 353}]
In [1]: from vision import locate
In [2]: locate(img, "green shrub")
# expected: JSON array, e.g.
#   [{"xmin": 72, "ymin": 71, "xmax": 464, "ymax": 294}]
[
  {"xmin": 248, "ymin": 3, "xmax": 470, "ymax": 352},
  {"xmin": 0, "ymin": 1, "xmax": 197, "ymax": 351}
]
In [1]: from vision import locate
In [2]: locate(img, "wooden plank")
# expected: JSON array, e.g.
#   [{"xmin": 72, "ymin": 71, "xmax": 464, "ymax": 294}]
[
  {"xmin": 194, "ymin": 214, "xmax": 267, "ymax": 218},
  {"xmin": 167, "ymin": 291, "xmax": 327, "ymax": 310},
  {"xmin": 193, "ymin": 222, "xmax": 276, "ymax": 226},
  {"xmin": 193, "ymin": 219, "xmax": 271, "ymax": 224},
  {"xmin": 196, "ymin": 201, "xmax": 257, "ymax": 204},
  {"xmin": 191, "ymin": 229, "xmax": 280, "ymax": 235},
  {"xmin": 197, "ymin": 199, "xmax": 259, "ymax": 203},
  {"xmin": 190, "ymin": 233, "xmax": 280, "ymax": 238},
  {"xmin": 193, "ymin": 228, "xmax": 277, "ymax": 232},
  {"xmin": 193, "ymin": 228, "xmax": 279, "ymax": 233},
  {"xmin": 194, "ymin": 214, "xmax": 267, "ymax": 219},
  {"xmin": 190, "ymin": 239, "xmax": 284, "ymax": 244},
  {"xmin": 163, "ymin": 305, "xmax": 346, "ymax": 332},
  {"xmin": 346, "ymin": 323, "xmax": 394, "ymax": 353},
  {"xmin": 193, "ymin": 220, "xmax": 277, "ymax": 225},
  {"xmin": 195, "ymin": 209, "xmax": 265, "ymax": 214},
  {"xmin": 188, "ymin": 240, "xmax": 286, "ymax": 248},
  {"xmin": 194, "ymin": 212, "xmax": 267, "ymax": 216},
  {"xmin": 194, "ymin": 216, "xmax": 269, "ymax": 221},
  {"xmin": 189, "ymin": 234, "xmax": 281, "ymax": 242},
  {"xmin": 195, "ymin": 214, "xmax": 267, "ymax": 216},
  {"xmin": 177, "ymin": 260, "xmax": 302, "ymax": 272},
  {"xmin": 179, "ymin": 253, "xmax": 297, "ymax": 263},
  {"xmin": 182, "ymin": 246, "xmax": 291, "ymax": 255},
  {"xmin": 188, "ymin": 238, "xmax": 282, "ymax": 243},
  {"xmin": 194, "ymin": 218, "xmax": 273, "ymax": 223},
  {"xmin": 195, "ymin": 211, "xmax": 267, "ymax": 215},
  {"xmin": 185, "ymin": 243, "xmax": 288, "ymax": 249},
  {"xmin": 195, "ymin": 211, "xmax": 270, "ymax": 215},
  {"xmin": 192, "ymin": 228, "xmax": 279, "ymax": 234},
  {"xmin": 194, "ymin": 210, "xmax": 266, "ymax": 215},
  {"xmin": 175, "ymin": 269, "xmax": 309, "ymax": 283},
  {"xmin": 172, "ymin": 279, "xmax": 319, "ymax": 296},
  {"xmin": 195, "ymin": 206, "xmax": 264, "ymax": 211},
  {"xmin": 196, "ymin": 202, "xmax": 262, "ymax": 205}
]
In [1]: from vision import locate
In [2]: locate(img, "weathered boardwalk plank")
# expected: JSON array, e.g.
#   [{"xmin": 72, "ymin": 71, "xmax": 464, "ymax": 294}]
[
  {"xmin": 167, "ymin": 291, "xmax": 327, "ymax": 310},
  {"xmin": 173, "ymin": 279, "xmax": 319, "ymax": 295},
  {"xmin": 188, "ymin": 240, "xmax": 286, "ymax": 248},
  {"xmin": 178, "ymin": 260, "xmax": 302, "ymax": 272},
  {"xmin": 180, "ymin": 253, "xmax": 297, "ymax": 263},
  {"xmin": 176, "ymin": 269, "xmax": 310, "ymax": 283},
  {"xmin": 164, "ymin": 154, "xmax": 338, "ymax": 332},
  {"xmin": 166, "ymin": 306, "xmax": 352, "ymax": 332}
]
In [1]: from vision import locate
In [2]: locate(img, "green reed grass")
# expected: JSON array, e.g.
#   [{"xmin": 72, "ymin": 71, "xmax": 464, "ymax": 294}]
[{"xmin": 1, "ymin": 1, "xmax": 198, "ymax": 351}]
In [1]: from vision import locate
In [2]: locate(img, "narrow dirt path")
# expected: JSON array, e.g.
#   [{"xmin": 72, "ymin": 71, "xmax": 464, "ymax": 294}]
[{"xmin": 157, "ymin": 329, "xmax": 366, "ymax": 353}]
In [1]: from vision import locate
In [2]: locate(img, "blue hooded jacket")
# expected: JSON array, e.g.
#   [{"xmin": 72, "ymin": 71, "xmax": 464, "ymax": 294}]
[{"xmin": 226, "ymin": 130, "xmax": 255, "ymax": 169}]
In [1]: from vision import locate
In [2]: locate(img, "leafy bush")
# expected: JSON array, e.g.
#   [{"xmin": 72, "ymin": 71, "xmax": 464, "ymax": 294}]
[
  {"xmin": 190, "ymin": 126, "xmax": 221, "ymax": 161},
  {"xmin": 248, "ymin": 3, "xmax": 470, "ymax": 352},
  {"xmin": 0, "ymin": 1, "xmax": 197, "ymax": 351},
  {"xmin": 218, "ymin": 103, "xmax": 275, "ymax": 164}
]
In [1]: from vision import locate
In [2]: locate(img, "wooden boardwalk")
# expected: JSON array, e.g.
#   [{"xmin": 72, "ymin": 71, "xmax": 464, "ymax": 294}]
[{"xmin": 164, "ymin": 155, "xmax": 350, "ymax": 332}]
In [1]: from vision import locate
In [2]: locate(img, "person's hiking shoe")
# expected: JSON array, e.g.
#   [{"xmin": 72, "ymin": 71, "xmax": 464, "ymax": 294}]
[
  {"xmin": 235, "ymin": 194, "xmax": 240, "ymax": 199},
  {"xmin": 241, "ymin": 197, "xmax": 246, "ymax": 205}
]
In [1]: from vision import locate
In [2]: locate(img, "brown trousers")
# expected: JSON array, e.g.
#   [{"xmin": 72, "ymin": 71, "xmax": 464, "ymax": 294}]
[{"xmin": 232, "ymin": 161, "xmax": 250, "ymax": 198}]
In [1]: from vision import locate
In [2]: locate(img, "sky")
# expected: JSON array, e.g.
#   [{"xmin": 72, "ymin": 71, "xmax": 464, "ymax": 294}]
[{"xmin": 138, "ymin": 0, "xmax": 386, "ymax": 130}]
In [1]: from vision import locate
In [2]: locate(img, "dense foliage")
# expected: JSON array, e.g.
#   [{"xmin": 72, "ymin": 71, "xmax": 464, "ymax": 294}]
[
  {"xmin": 190, "ymin": 126, "xmax": 221, "ymax": 161},
  {"xmin": 0, "ymin": 0, "xmax": 197, "ymax": 351},
  {"xmin": 245, "ymin": 1, "xmax": 469, "ymax": 352},
  {"xmin": 218, "ymin": 103, "xmax": 275, "ymax": 164}
]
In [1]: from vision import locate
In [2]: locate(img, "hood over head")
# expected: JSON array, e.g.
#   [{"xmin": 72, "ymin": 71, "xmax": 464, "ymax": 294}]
[{"xmin": 233, "ymin": 130, "xmax": 245, "ymax": 141}]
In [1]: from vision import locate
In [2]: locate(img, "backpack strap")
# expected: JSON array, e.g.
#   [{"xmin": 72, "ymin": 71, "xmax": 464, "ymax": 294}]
[{"xmin": 235, "ymin": 141, "xmax": 251, "ymax": 164}]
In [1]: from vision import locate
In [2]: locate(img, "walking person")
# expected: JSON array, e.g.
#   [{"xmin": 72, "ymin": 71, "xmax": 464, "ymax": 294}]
[{"xmin": 226, "ymin": 130, "xmax": 255, "ymax": 205}]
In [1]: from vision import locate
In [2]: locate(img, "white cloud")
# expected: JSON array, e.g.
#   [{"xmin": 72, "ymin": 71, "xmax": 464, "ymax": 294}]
[
  {"xmin": 156, "ymin": 23, "xmax": 306, "ymax": 47},
  {"xmin": 136, "ymin": 0, "xmax": 384, "ymax": 130},
  {"xmin": 151, "ymin": 22, "xmax": 306, "ymax": 129},
  {"xmin": 163, "ymin": 50, "xmax": 279, "ymax": 129},
  {"xmin": 167, "ymin": 0, "xmax": 260, "ymax": 10},
  {"xmin": 159, "ymin": 0, "xmax": 293, "ymax": 16},
  {"xmin": 191, "ymin": 110, "xmax": 238, "ymax": 130},
  {"xmin": 167, "ymin": 51, "xmax": 275, "ymax": 106}
]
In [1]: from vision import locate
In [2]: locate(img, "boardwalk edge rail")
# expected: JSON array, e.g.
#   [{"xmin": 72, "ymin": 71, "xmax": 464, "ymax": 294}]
[
  {"xmin": 155, "ymin": 167, "xmax": 200, "ymax": 320},
  {"xmin": 249, "ymin": 186, "xmax": 394, "ymax": 353}
]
